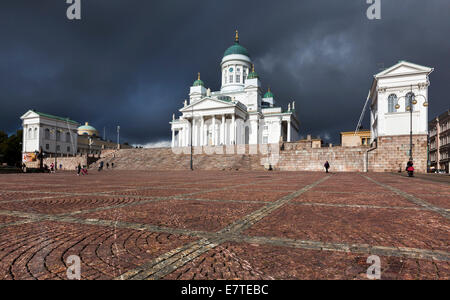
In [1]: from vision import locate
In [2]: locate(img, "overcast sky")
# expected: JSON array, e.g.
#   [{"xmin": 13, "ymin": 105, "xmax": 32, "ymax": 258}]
[{"xmin": 1, "ymin": 0, "xmax": 449, "ymax": 145}]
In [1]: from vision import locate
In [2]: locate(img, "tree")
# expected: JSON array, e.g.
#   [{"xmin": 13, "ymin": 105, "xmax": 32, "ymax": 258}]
[{"xmin": 0, "ymin": 130, "xmax": 22, "ymax": 166}]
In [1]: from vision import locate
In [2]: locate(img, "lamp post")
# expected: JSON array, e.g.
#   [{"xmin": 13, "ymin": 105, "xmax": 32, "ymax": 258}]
[
  {"xmin": 190, "ymin": 103, "xmax": 194, "ymax": 171},
  {"xmin": 395, "ymin": 86, "xmax": 428, "ymax": 164},
  {"xmin": 117, "ymin": 125, "xmax": 120, "ymax": 149}
]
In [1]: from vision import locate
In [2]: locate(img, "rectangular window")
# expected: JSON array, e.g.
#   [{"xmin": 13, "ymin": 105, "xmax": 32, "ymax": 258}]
[
  {"xmin": 236, "ymin": 75, "xmax": 240, "ymax": 83},
  {"xmin": 229, "ymin": 75, "xmax": 233, "ymax": 83},
  {"xmin": 45, "ymin": 144, "xmax": 49, "ymax": 150},
  {"xmin": 67, "ymin": 146, "xmax": 70, "ymax": 152},
  {"xmin": 56, "ymin": 145, "xmax": 60, "ymax": 152}
]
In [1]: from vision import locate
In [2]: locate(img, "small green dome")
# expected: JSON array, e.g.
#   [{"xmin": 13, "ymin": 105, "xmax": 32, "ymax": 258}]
[
  {"xmin": 193, "ymin": 79, "xmax": 204, "ymax": 87},
  {"xmin": 247, "ymin": 64, "xmax": 259, "ymax": 79},
  {"xmin": 78, "ymin": 122, "xmax": 98, "ymax": 136},
  {"xmin": 193, "ymin": 72, "xmax": 204, "ymax": 87},
  {"xmin": 264, "ymin": 89, "xmax": 274, "ymax": 98}
]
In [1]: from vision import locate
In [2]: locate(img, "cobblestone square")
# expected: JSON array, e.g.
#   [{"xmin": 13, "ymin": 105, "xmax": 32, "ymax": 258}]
[{"xmin": 0, "ymin": 170, "xmax": 448, "ymax": 280}]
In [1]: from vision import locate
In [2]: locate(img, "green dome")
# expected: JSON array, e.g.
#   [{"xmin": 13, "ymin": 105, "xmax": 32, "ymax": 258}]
[
  {"xmin": 247, "ymin": 71, "xmax": 259, "ymax": 79},
  {"xmin": 193, "ymin": 72, "xmax": 205, "ymax": 87},
  {"xmin": 264, "ymin": 89, "xmax": 274, "ymax": 98},
  {"xmin": 78, "ymin": 122, "xmax": 98, "ymax": 136},
  {"xmin": 193, "ymin": 79, "xmax": 204, "ymax": 87},
  {"xmin": 224, "ymin": 42, "xmax": 250, "ymax": 58}
]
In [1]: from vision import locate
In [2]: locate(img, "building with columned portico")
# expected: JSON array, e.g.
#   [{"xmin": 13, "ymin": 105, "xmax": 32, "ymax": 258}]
[{"xmin": 170, "ymin": 31, "xmax": 300, "ymax": 148}]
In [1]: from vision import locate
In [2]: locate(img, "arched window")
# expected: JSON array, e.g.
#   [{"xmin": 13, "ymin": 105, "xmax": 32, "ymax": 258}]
[
  {"xmin": 66, "ymin": 132, "xmax": 71, "ymax": 142},
  {"xmin": 34, "ymin": 128, "xmax": 38, "ymax": 139},
  {"xmin": 405, "ymin": 92, "xmax": 415, "ymax": 112},
  {"xmin": 45, "ymin": 128, "xmax": 50, "ymax": 139},
  {"xmin": 28, "ymin": 128, "xmax": 32, "ymax": 139},
  {"xmin": 388, "ymin": 94, "xmax": 398, "ymax": 113},
  {"xmin": 56, "ymin": 130, "xmax": 61, "ymax": 141}
]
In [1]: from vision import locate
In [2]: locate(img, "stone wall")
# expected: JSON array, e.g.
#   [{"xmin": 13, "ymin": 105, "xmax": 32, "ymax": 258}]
[
  {"xmin": 367, "ymin": 134, "xmax": 428, "ymax": 173},
  {"xmin": 275, "ymin": 134, "xmax": 428, "ymax": 173},
  {"xmin": 24, "ymin": 155, "xmax": 100, "ymax": 171},
  {"xmin": 275, "ymin": 143, "xmax": 367, "ymax": 172}
]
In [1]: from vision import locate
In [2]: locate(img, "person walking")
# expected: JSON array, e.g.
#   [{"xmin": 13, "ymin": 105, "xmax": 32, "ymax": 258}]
[
  {"xmin": 406, "ymin": 160, "xmax": 414, "ymax": 177},
  {"xmin": 98, "ymin": 161, "xmax": 104, "ymax": 171},
  {"xmin": 77, "ymin": 163, "xmax": 81, "ymax": 176},
  {"xmin": 111, "ymin": 162, "xmax": 114, "ymax": 169},
  {"xmin": 50, "ymin": 163, "xmax": 55, "ymax": 173},
  {"xmin": 324, "ymin": 161, "xmax": 330, "ymax": 173},
  {"xmin": 106, "ymin": 162, "xmax": 109, "ymax": 169}
]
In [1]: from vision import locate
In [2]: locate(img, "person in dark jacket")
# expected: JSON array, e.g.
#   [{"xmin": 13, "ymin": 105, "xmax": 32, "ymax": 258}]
[
  {"xmin": 406, "ymin": 160, "xmax": 414, "ymax": 177},
  {"xmin": 77, "ymin": 163, "xmax": 81, "ymax": 176},
  {"xmin": 324, "ymin": 161, "xmax": 330, "ymax": 173}
]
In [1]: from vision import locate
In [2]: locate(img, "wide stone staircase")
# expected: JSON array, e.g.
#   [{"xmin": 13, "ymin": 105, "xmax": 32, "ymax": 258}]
[{"xmin": 90, "ymin": 147, "xmax": 265, "ymax": 171}]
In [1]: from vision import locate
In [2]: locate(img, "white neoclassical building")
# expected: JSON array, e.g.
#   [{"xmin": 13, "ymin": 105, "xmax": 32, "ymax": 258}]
[
  {"xmin": 20, "ymin": 110, "xmax": 79, "ymax": 158},
  {"xmin": 170, "ymin": 31, "xmax": 300, "ymax": 147},
  {"xmin": 369, "ymin": 61, "xmax": 433, "ymax": 143}
]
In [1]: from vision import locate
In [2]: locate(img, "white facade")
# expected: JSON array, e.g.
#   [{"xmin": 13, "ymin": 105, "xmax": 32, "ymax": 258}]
[
  {"xmin": 20, "ymin": 110, "xmax": 79, "ymax": 156},
  {"xmin": 170, "ymin": 33, "xmax": 300, "ymax": 147},
  {"xmin": 369, "ymin": 61, "xmax": 433, "ymax": 143}
]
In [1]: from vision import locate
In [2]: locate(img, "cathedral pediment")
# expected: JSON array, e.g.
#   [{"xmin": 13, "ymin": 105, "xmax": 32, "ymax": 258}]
[
  {"xmin": 180, "ymin": 97, "xmax": 236, "ymax": 112},
  {"xmin": 375, "ymin": 61, "xmax": 433, "ymax": 78}
]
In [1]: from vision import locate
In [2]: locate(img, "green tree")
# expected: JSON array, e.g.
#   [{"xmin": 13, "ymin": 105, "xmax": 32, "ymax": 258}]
[{"xmin": 0, "ymin": 130, "xmax": 22, "ymax": 166}]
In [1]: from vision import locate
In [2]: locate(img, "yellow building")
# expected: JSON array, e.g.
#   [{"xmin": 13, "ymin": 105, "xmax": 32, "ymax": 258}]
[{"xmin": 340, "ymin": 130, "xmax": 371, "ymax": 147}]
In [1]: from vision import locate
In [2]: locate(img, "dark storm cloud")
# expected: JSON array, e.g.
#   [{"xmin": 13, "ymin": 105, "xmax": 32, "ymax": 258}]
[{"xmin": 1, "ymin": 0, "xmax": 449, "ymax": 144}]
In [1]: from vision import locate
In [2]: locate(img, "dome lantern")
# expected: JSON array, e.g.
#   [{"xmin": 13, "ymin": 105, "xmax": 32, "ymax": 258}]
[
  {"xmin": 264, "ymin": 87, "xmax": 274, "ymax": 99},
  {"xmin": 247, "ymin": 64, "xmax": 259, "ymax": 79},
  {"xmin": 193, "ymin": 72, "xmax": 205, "ymax": 87}
]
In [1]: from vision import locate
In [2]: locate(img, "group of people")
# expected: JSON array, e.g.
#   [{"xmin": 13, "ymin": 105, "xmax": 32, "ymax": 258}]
[
  {"xmin": 43, "ymin": 162, "xmax": 62, "ymax": 173},
  {"xmin": 76, "ymin": 163, "xmax": 88, "ymax": 176},
  {"xmin": 97, "ymin": 161, "xmax": 114, "ymax": 171},
  {"xmin": 76, "ymin": 161, "xmax": 114, "ymax": 175}
]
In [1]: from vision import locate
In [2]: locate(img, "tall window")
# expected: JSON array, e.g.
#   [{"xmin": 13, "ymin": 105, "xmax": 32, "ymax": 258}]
[
  {"xmin": 56, "ymin": 130, "xmax": 61, "ymax": 141},
  {"xmin": 28, "ymin": 128, "xmax": 32, "ymax": 139},
  {"xmin": 229, "ymin": 75, "xmax": 233, "ymax": 83},
  {"xmin": 388, "ymin": 94, "xmax": 398, "ymax": 113},
  {"xmin": 236, "ymin": 74, "xmax": 240, "ymax": 83},
  {"xmin": 66, "ymin": 132, "xmax": 71, "ymax": 142},
  {"xmin": 45, "ymin": 128, "xmax": 50, "ymax": 139},
  {"xmin": 34, "ymin": 128, "xmax": 38, "ymax": 139},
  {"xmin": 405, "ymin": 92, "xmax": 415, "ymax": 112}
]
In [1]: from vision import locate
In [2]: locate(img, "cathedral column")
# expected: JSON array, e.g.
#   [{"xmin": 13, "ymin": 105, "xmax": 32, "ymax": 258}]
[
  {"xmin": 200, "ymin": 116, "xmax": 204, "ymax": 146},
  {"xmin": 212, "ymin": 115, "xmax": 216, "ymax": 146},
  {"xmin": 221, "ymin": 115, "xmax": 225, "ymax": 145},
  {"xmin": 171, "ymin": 128, "xmax": 175, "ymax": 148},
  {"xmin": 192, "ymin": 118, "xmax": 196, "ymax": 146},
  {"xmin": 231, "ymin": 115, "xmax": 236, "ymax": 144},
  {"xmin": 287, "ymin": 120, "xmax": 291, "ymax": 142}
]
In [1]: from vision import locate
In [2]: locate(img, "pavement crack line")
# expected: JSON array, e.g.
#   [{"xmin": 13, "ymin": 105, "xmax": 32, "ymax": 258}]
[
  {"xmin": 362, "ymin": 175, "xmax": 449, "ymax": 219},
  {"xmin": 113, "ymin": 175, "xmax": 331, "ymax": 280}
]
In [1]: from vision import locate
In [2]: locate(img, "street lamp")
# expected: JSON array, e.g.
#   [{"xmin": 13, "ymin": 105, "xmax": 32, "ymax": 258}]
[
  {"xmin": 117, "ymin": 125, "xmax": 120, "ymax": 149},
  {"xmin": 396, "ymin": 86, "xmax": 428, "ymax": 163},
  {"xmin": 190, "ymin": 102, "xmax": 194, "ymax": 171}
]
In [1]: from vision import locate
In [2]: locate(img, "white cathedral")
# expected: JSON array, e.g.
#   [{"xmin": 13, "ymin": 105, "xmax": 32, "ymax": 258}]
[{"xmin": 170, "ymin": 31, "xmax": 300, "ymax": 148}]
